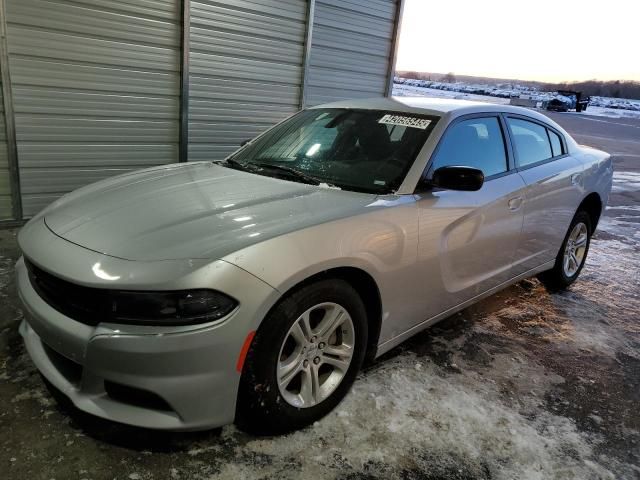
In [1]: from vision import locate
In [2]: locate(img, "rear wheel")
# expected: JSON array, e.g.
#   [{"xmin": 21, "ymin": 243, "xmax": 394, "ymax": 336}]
[
  {"xmin": 236, "ymin": 279, "xmax": 367, "ymax": 434},
  {"xmin": 538, "ymin": 210, "xmax": 592, "ymax": 291}
]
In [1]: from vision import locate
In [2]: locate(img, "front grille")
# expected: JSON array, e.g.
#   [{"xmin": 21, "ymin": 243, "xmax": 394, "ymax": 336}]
[{"xmin": 25, "ymin": 258, "xmax": 107, "ymax": 326}]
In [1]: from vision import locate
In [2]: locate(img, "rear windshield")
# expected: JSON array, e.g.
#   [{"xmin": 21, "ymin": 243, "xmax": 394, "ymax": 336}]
[{"xmin": 227, "ymin": 108, "xmax": 439, "ymax": 194}]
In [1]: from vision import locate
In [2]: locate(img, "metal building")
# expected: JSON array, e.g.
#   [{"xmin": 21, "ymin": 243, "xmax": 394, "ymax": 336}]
[{"xmin": 0, "ymin": 0, "xmax": 403, "ymax": 224}]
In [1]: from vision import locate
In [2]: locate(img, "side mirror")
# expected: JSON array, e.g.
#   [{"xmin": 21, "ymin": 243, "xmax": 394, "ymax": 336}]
[{"xmin": 430, "ymin": 166, "xmax": 484, "ymax": 191}]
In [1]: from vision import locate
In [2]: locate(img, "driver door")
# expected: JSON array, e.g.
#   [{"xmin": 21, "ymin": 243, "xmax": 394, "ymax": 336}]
[{"xmin": 413, "ymin": 114, "xmax": 527, "ymax": 323}]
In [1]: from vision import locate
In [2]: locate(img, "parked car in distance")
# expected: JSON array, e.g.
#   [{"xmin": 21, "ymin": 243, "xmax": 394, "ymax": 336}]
[{"xmin": 16, "ymin": 97, "xmax": 612, "ymax": 434}]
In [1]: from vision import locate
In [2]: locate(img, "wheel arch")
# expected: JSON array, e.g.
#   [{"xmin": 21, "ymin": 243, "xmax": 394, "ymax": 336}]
[
  {"xmin": 265, "ymin": 266, "xmax": 383, "ymax": 362},
  {"xmin": 578, "ymin": 192, "xmax": 603, "ymax": 233}
]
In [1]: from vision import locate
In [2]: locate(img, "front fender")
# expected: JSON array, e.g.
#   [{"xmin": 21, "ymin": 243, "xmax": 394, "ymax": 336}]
[{"xmin": 222, "ymin": 204, "xmax": 422, "ymax": 344}]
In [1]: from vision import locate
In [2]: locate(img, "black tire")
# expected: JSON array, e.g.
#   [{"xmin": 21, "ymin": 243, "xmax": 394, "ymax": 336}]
[
  {"xmin": 538, "ymin": 210, "xmax": 592, "ymax": 291},
  {"xmin": 235, "ymin": 279, "xmax": 368, "ymax": 435}
]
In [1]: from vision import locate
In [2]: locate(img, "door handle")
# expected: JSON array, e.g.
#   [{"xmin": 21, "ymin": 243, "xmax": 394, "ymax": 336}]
[{"xmin": 508, "ymin": 196, "xmax": 523, "ymax": 211}]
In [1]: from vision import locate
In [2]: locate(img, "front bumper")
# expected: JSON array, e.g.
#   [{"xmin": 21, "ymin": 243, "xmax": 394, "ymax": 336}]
[{"xmin": 16, "ymin": 252, "xmax": 278, "ymax": 431}]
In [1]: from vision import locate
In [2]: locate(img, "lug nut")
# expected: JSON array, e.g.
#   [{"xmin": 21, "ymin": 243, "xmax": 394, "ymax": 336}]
[
  {"xmin": 311, "ymin": 336, "xmax": 317, "ymax": 343},
  {"xmin": 318, "ymin": 342, "xmax": 325, "ymax": 349},
  {"xmin": 303, "ymin": 359, "xmax": 309, "ymax": 368},
  {"xmin": 313, "ymin": 357, "xmax": 321, "ymax": 365}
]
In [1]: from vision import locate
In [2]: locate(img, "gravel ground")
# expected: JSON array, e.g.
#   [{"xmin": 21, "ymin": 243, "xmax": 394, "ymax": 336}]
[{"xmin": 1, "ymin": 113, "xmax": 639, "ymax": 480}]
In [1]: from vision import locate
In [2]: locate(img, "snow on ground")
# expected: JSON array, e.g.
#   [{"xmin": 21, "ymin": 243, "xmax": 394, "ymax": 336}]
[
  {"xmin": 567, "ymin": 106, "xmax": 640, "ymax": 120},
  {"xmin": 394, "ymin": 84, "xmax": 510, "ymax": 105},
  {"xmin": 0, "ymin": 256, "xmax": 11, "ymax": 293},
  {"xmin": 612, "ymin": 171, "xmax": 640, "ymax": 193},
  {"xmin": 229, "ymin": 359, "xmax": 612, "ymax": 480},
  {"xmin": 393, "ymin": 83, "xmax": 640, "ymax": 120}
]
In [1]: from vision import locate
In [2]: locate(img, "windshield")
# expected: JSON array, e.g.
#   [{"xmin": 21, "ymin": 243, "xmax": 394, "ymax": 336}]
[{"xmin": 225, "ymin": 108, "xmax": 439, "ymax": 194}]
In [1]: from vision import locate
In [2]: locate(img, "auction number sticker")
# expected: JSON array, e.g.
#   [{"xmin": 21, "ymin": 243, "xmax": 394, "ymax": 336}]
[{"xmin": 378, "ymin": 114, "xmax": 432, "ymax": 130}]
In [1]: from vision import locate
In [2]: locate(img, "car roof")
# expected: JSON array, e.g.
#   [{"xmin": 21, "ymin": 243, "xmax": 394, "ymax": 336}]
[{"xmin": 311, "ymin": 96, "xmax": 548, "ymax": 119}]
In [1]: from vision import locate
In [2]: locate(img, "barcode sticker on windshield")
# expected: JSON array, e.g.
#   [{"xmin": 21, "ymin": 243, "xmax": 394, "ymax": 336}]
[{"xmin": 378, "ymin": 114, "xmax": 431, "ymax": 130}]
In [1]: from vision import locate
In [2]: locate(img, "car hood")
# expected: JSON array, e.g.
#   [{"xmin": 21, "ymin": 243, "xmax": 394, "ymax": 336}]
[{"xmin": 43, "ymin": 162, "xmax": 376, "ymax": 261}]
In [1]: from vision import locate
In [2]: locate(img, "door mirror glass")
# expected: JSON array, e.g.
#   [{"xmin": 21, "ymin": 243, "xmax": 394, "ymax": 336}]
[{"xmin": 431, "ymin": 166, "xmax": 484, "ymax": 191}]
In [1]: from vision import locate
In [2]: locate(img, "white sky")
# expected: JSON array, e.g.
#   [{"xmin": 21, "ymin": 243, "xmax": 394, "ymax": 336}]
[{"xmin": 395, "ymin": 0, "xmax": 640, "ymax": 82}]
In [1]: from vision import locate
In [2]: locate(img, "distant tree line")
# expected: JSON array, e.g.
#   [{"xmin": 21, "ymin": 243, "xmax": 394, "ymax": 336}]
[{"xmin": 543, "ymin": 80, "xmax": 640, "ymax": 100}]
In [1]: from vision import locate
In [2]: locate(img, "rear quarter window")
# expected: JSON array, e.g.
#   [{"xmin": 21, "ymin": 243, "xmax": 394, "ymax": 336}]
[
  {"xmin": 548, "ymin": 129, "xmax": 564, "ymax": 157},
  {"xmin": 508, "ymin": 118, "xmax": 553, "ymax": 167}
]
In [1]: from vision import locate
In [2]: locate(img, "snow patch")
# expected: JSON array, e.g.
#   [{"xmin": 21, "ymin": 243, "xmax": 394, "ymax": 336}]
[
  {"xmin": 560, "ymin": 237, "xmax": 640, "ymax": 359},
  {"xmin": 612, "ymin": 171, "xmax": 640, "ymax": 193},
  {"xmin": 11, "ymin": 388, "xmax": 55, "ymax": 407},
  {"xmin": 394, "ymin": 84, "xmax": 509, "ymax": 105},
  {"xmin": 208, "ymin": 354, "xmax": 620, "ymax": 480},
  {"xmin": 0, "ymin": 255, "xmax": 11, "ymax": 294}
]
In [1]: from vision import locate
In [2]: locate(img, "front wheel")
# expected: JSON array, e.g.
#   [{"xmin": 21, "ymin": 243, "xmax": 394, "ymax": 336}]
[
  {"xmin": 236, "ymin": 279, "xmax": 368, "ymax": 434},
  {"xmin": 538, "ymin": 210, "xmax": 592, "ymax": 291}
]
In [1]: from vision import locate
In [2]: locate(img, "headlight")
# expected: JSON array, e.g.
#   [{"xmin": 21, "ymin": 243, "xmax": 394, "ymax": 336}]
[
  {"xmin": 109, "ymin": 289, "xmax": 238, "ymax": 326},
  {"xmin": 25, "ymin": 258, "xmax": 237, "ymax": 327}
]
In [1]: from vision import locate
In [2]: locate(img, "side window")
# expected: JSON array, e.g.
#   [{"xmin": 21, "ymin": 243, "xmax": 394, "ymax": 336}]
[
  {"xmin": 431, "ymin": 117, "xmax": 508, "ymax": 177},
  {"xmin": 507, "ymin": 118, "xmax": 553, "ymax": 167},
  {"xmin": 548, "ymin": 129, "xmax": 564, "ymax": 157}
]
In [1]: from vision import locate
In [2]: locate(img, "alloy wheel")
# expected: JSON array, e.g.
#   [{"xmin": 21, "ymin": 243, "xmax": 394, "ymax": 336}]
[
  {"xmin": 277, "ymin": 302, "xmax": 355, "ymax": 408},
  {"xmin": 563, "ymin": 222, "xmax": 588, "ymax": 277}
]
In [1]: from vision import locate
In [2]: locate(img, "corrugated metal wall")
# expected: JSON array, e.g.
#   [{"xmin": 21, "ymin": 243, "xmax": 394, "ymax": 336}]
[
  {"xmin": 188, "ymin": 0, "xmax": 307, "ymax": 161},
  {"xmin": 305, "ymin": 0, "xmax": 397, "ymax": 106},
  {"xmin": 5, "ymin": 0, "xmax": 181, "ymax": 216},
  {"xmin": 0, "ymin": 0, "xmax": 401, "ymax": 221},
  {"xmin": 0, "ymin": 82, "xmax": 11, "ymax": 219}
]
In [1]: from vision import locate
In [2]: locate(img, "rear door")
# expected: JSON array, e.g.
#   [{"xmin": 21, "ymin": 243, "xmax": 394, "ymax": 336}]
[
  {"xmin": 505, "ymin": 116, "xmax": 584, "ymax": 275},
  {"xmin": 411, "ymin": 114, "xmax": 527, "ymax": 326}
]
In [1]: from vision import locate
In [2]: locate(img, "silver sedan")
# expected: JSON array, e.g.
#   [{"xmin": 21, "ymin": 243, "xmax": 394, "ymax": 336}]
[{"xmin": 16, "ymin": 97, "xmax": 612, "ymax": 433}]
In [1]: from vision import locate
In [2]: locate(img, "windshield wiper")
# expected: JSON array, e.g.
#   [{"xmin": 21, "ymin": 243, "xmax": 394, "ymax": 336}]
[
  {"xmin": 252, "ymin": 162, "xmax": 338, "ymax": 188},
  {"xmin": 213, "ymin": 158, "xmax": 255, "ymax": 171},
  {"xmin": 216, "ymin": 159, "xmax": 339, "ymax": 189}
]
